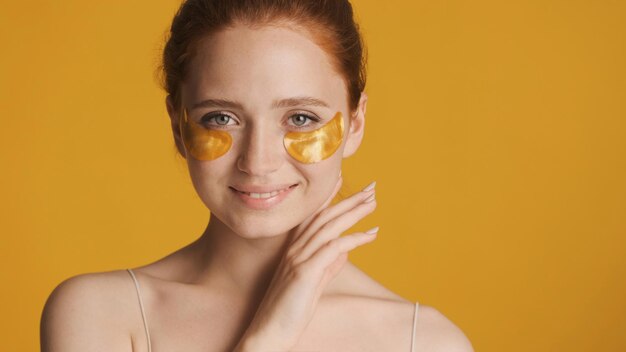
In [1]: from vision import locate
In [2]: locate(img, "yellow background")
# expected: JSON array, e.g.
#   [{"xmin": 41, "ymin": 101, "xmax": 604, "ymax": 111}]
[{"xmin": 1, "ymin": 1, "xmax": 624, "ymax": 351}]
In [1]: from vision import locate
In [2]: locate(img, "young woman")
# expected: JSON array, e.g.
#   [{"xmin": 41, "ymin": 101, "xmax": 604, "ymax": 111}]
[{"xmin": 41, "ymin": 1, "xmax": 473, "ymax": 351}]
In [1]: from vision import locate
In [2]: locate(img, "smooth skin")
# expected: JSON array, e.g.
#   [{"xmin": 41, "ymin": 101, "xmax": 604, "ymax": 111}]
[{"xmin": 41, "ymin": 22, "xmax": 474, "ymax": 352}]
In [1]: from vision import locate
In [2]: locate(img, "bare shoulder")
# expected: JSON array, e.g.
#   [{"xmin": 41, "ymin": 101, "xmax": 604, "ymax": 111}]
[
  {"xmin": 330, "ymin": 263, "xmax": 473, "ymax": 351},
  {"xmin": 414, "ymin": 303, "xmax": 474, "ymax": 352},
  {"xmin": 40, "ymin": 269, "xmax": 140, "ymax": 351},
  {"xmin": 350, "ymin": 299, "xmax": 473, "ymax": 352}
]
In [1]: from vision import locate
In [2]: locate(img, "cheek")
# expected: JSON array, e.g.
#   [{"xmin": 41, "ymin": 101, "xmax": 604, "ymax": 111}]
[
  {"xmin": 296, "ymin": 155, "xmax": 342, "ymax": 202},
  {"xmin": 186, "ymin": 157, "xmax": 234, "ymax": 207}
]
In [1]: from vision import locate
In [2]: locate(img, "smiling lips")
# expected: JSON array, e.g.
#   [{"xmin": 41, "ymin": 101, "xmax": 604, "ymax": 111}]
[
  {"xmin": 230, "ymin": 184, "xmax": 298, "ymax": 209},
  {"xmin": 234, "ymin": 188, "xmax": 289, "ymax": 199}
]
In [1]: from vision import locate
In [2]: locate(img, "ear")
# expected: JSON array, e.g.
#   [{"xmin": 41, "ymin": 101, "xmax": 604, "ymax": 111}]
[
  {"xmin": 342, "ymin": 91, "xmax": 368, "ymax": 158},
  {"xmin": 165, "ymin": 95, "xmax": 187, "ymax": 159}
]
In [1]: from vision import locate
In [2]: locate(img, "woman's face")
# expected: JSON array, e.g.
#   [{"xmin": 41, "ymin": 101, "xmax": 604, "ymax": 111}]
[{"xmin": 167, "ymin": 23, "xmax": 365, "ymax": 238}]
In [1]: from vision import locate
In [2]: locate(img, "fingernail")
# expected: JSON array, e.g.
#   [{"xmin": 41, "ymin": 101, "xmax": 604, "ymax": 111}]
[
  {"xmin": 362, "ymin": 181, "xmax": 376, "ymax": 192},
  {"xmin": 365, "ymin": 226, "xmax": 379, "ymax": 235},
  {"xmin": 364, "ymin": 193, "xmax": 376, "ymax": 203}
]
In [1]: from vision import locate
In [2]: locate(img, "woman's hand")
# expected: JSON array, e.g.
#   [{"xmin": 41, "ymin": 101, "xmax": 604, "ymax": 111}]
[{"xmin": 235, "ymin": 176, "xmax": 378, "ymax": 351}]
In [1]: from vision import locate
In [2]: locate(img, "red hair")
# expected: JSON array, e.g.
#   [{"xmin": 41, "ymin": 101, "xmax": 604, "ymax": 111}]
[{"xmin": 158, "ymin": 0, "xmax": 367, "ymax": 115}]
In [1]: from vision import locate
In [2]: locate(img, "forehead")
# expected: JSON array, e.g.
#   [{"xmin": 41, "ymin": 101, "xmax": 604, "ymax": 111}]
[{"xmin": 181, "ymin": 23, "xmax": 348, "ymax": 112}]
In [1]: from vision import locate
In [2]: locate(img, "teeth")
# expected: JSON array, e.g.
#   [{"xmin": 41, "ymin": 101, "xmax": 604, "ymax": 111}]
[{"xmin": 240, "ymin": 186, "xmax": 291, "ymax": 199}]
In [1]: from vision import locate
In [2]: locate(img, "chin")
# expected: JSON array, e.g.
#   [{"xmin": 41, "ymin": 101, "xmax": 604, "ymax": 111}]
[
  {"xmin": 220, "ymin": 212, "xmax": 299, "ymax": 239},
  {"xmin": 232, "ymin": 222, "xmax": 293, "ymax": 240}
]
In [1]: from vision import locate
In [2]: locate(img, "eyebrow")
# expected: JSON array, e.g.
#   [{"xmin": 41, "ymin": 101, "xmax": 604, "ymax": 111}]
[
  {"xmin": 273, "ymin": 97, "xmax": 330, "ymax": 109},
  {"xmin": 191, "ymin": 96, "xmax": 330, "ymax": 110}
]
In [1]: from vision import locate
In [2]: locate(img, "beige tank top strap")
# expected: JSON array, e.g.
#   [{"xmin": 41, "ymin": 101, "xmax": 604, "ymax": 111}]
[
  {"xmin": 127, "ymin": 268, "xmax": 152, "ymax": 352},
  {"xmin": 411, "ymin": 301, "xmax": 419, "ymax": 352}
]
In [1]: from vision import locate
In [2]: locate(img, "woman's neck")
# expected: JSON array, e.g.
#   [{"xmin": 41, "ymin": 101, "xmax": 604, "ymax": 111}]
[{"xmin": 189, "ymin": 215, "xmax": 294, "ymax": 301}]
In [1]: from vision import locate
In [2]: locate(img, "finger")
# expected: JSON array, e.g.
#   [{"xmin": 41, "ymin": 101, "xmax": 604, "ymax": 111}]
[
  {"xmin": 301, "ymin": 230, "xmax": 378, "ymax": 280},
  {"xmin": 294, "ymin": 199, "xmax": 377, "ymax": 263},
  {"xmin": 290, "ymin": 180, "xmax": 375, "ymax": 251},
  {"xmin": 302, "ymin": 181, "xmax": 375, "ymax": 241},
  {"xmin": 324, "ymin": 174, "xmax": 344, "ymax": 207},
  {"xmin": 325, "ymin": 252, "xmax": 348, "ymax": 283},
  {"xmin": 289, "ymin": 175, "xmax": 343, "ymax": 244},
  {"xmin": 306, "ymin": 174, "xmax": 344, "ymax": 225}
]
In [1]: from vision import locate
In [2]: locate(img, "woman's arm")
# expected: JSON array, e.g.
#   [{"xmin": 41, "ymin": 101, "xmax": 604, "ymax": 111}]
[{"xmin": 40, "ymin": 273, "xmax": 132, "ymax": 352}]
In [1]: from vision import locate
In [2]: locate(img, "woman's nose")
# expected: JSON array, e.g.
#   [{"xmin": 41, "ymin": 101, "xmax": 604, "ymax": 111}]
[{"xmin": 236, "ymin": 127, "xmax": 284, "ymax": 176}]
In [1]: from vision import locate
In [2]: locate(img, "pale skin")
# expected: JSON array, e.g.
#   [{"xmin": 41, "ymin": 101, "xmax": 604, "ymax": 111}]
[{"xmin": 40, "ymin": 22, "xmax": 474, "ymax": 352}]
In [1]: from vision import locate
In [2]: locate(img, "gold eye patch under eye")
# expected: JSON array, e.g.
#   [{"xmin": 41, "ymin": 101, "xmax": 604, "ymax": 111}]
[
  {"xmin": 284, "ymin": 111, "xmax": 344, "ymax": 163},
  {"xmin": 179, "ymin": 109, "xmax": 233, "ymax": 161}
]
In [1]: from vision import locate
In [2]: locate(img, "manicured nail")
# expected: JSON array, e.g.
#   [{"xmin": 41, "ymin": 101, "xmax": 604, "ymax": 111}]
[
  {"xmin": 365, "ymin": 226, "xmax": 379, "ymax": 235},
  {"xmin": 364, "ymin": 193, "xmax": 376, "ymax": 203},
  {"xmin": 362, "ymin": 181, "xmax": 376, "ymax": 192}
]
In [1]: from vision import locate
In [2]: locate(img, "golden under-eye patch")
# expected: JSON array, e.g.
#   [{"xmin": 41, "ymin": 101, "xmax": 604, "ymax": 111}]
[
  {"xmin": 284, "ymin": 111, "xmax": 344, "ymax": 163},
  {"xmin": 179, "ymin": 108, "xmax": 233, "ymax": 161}
]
